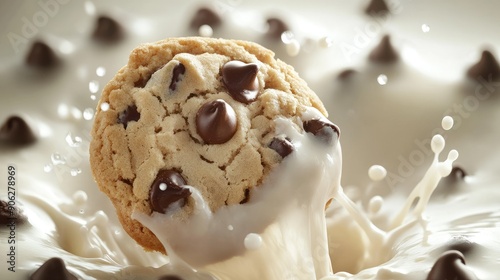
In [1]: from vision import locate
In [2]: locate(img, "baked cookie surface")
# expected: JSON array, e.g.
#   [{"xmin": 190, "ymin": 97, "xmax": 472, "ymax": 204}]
[{"xmin": 89, "ymin": 37, "xmax": 335, "ymax": 252}]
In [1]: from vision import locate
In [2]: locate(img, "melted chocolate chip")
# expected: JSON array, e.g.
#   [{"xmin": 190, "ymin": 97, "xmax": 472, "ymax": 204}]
[
  {"xmin": 196, "ymin": 99, "xmax": 237, "ymax": 144},
  {"xmin": 118, "ymin": 105, "xmax": 140, "ymax": 129},
  {"xmin": 169, "ymin": 63, "xmax": 186, "ymax": 91},
  {"xmin": 365, "ymin": 0, "xmax": 390, "ymax": 15},
  {"xmin": 337, "ymin": 69, "xmax": 358, "ymax": 80},
  {"xmin": 0, "ymin": 200, "xmax": 27, "ymax": 225},
  {"xmin": 30, "ymin": 258, "xmax": 77, "ymax": 280},
  {"xmin": 466, "ymin": 50, "xmax": 500, "ymax": 81},
  {"xmin": 445, "ymin": 236, "xmax": 476, "ymax": 256},
  {"xmin": 426, "ymin": 251, "xmax": 477, "ymax": 280},
  {"xmin": 265, "ymin": 18, "xmax": 289, "ymax": 39},
  {"xmin": 158, "ymin": 276, "xmax": 184, "ymax": 280},
  {"xmin": 303, "ymin": 119, "xmax": 340, "ymax": 145},
  {"xmin": 26, "ymin": 41, "xmax": 58, "ymax": 68},
  {"xmin": 150, "ymin": 169, "xmax": 191, "ymax": 214},
  {"xmin": 190, "ymin": 7, "xmax": 221, "ymax": 29},
  {"xmin": 0, "ymin": 116, "xmax": 36, "ymax": 145},
  {"xmin": 369, "ymin": 35, "xmax": 398, "ymax": 63},
  {"xmin": 447, "ymin": 166, "xmax": 467, "ymax": 180},
  {"xmin": 93, "ymin": 15, "xmax": 123, "ymax": 42},
  {"xmin": 222, "ymin": 61, "xmax": 260, "ymax": 104},
  {"xmin": 269, "ymin": 137, "xmax": 294, "ymax": 158}
]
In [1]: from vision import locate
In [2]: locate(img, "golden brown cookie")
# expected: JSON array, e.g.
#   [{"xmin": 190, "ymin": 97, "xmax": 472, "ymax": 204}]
[{"xmin": 89, "ymin": 37, "xmax": 337, "ymax": 253}]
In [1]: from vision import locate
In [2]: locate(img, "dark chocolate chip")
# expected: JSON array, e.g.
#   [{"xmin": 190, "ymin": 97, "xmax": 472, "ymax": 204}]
[
  {"xmin": 337, "ymin": 69, "xmax": 358, "ymax": 80},
  {"xmin": 169, "ymin": 63, "xmax": 186, "ymax": 91},
  {"xmin": 222, "ymin": 60, "xmax": 260, "ymax": 104},
  {"xmin": 0, "ymin": 116, "xmax": 36, "ymax": 145},
  {"xmin": 365, "ymin": 0, "xmax": 390, "ymax": 15},
  {"xmin": 265, "ymin": 18, "xmax": 289, "ymax": 39},
  {"xmin": 30, "ymin": 258, "xmax": 77, "ymax": 280},
  {"xmin": 369, "ymin": 35, "xmax": 398, "ymax": 63},
  {"xmin": 26, "ymin": 41, "xmax": 58, "ymax": 68},
  {"xmin": 158, "ymin": 276, "xmax": 184, "ymax": 280},
  {"xmin": 445, "ymin": 236, "xmax": 476, "ymax": 256},
  {"xmin": 0, "ymin": 200, "xmax": 27, "ymax": 225},
  {"xmin": 426, "ymin": 250, "xmax": 477, "ymax": 280},
  {"xmin": 466, "ymin": 50, "xmax": 500, "ymax": 81},
  {"xmin": 196, "ymin": 99, "xmax": 237, "ymax": 144},
  {"xmin": 269, "ymin": 137, "xmax": 294, "ymax": 158},
  {"xmin": 150, "ymin": 169, "xmax": 191, "ymax": 214},
  {"xmin": 303, "ymin": 119, "xmax": 340, "ymax": 145},
  {"xmin": 190, "ymin": 7, "xmax": 221, "ymax": 29},
  {"xmin": 118, "ymin": 105, "xmax": 140, "ymax": 129},
  {"xmin": 92, "ymin": 15, "xmax": 123, "ymax": 42},
  {"xmin": 447, "ymin": 166, "xmax": 467, "ymax": 180}
]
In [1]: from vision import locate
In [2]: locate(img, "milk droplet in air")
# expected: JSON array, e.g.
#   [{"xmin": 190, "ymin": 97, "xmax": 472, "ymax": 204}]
[
  {"xmin": 442, "ymin": 116, "xmax": 454, "ymax": 130},
  {"xmin": 244, "ymin": 233, "xmax": 263, "ymax": 250},
  {"xmin": 368, "ymin": 165, "xmax": 387, "ymax": 181}
]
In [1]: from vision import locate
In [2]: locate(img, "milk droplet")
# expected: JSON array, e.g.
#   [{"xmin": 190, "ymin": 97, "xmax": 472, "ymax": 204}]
[
  {"xmin": 159, "ymin": 183, "xmax": 167, "ymax": 191},
  {"xmin": 96, "ymin": 66, "xmax": 106, "ymax": 77},
  {"xmin": 199, "ymin": 24, "xmax": 213, "ymax": 37},
  {"xmin": 73, "ymin": 191, "xmax": 88, "ymax": 205},
  {"xmin": 442, "ymin": 116, "xmax": 454, "ymax": 130},
  {"xmin": 421, "ymin": 24, "xmax": 430, "ymax": 33},
  {"xmin": 90, "ymin": 95, "xmax": 97, "ymax": 101},
  {"xmin": 71, "ymin": 107, "xmax": 82, "ymax": 120},
  {"xmin": 319, "ymin": 36, "xmax": 334, "ymax": 48},
  {"xmin": 100, "ymin": 102, "xmax": 110, "ymax": 111},
  {"xmin": 57, "ymin": 104, "xmax": 69, "ymax": 118},
  {"xmin": 244, "ymin": 233, "xmax": 262, "ymax": 250},
  {"xmin": 70, "ymin": 168, "xmax": 82, "ymax": 176},
  {"xmin": 368, "ymin": 165, "xmax": 387, "ymax": 181},
  {"xmin": 431, "ymin": 134, "xmax": 445, "ymax": 154},
  {"xmin": 89, "ymin": 80, "xmax": 100, "ymax": 94},
  {"xmin": 43, "ymin": 164, "xmax": 53, "ymax": 173},
  {"xmin": 228, "ymin": 225, "xmax": 234, "ymax": 231},
  {"xmin": 83, "ymin": 108, "xmax": 94, "ymax": 120},
  {"xmin": 286, "ymin": 39, "xmax": 301, "ymax": 57},
  {"xmin": 377, "ymin": 74, "xmax": 388, "ymax": 85},
  {"xmin": 368, "ymin": 196, "xmax": 384, "ymax": 214},
  {"xmin": 51, "ymin": 153, "xmax": 66, "ymax": 165},
  {"xmin": 448, "ymin": 149, "xmax": 459, "ymax": 161},
  {"xmin": 281, "ymin": 31, "xmax": 295, "ymax": 44},
  {"xmin": 65, "ymin": 132, "xmax": 83, "ymax": 147},
  {"xmin": 84, "ymin": 1, "xmax": 96, "ymax": 15}
]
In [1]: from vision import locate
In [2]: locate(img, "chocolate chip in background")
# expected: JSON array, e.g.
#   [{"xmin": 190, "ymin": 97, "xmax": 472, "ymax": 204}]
[
  {"xmin": 365, "ymin": 0, "xmax": 390, "ymax": 15},
  {"xmin": 92, "ymin": 15, "xmax": 124, "ymax": 42},
  {"xmin": 196, "ymin": 99, "xmax": 237, "ymax": 145},
  {"xmin": 444, "ymin": 236, "xmax": 477, "ymax": 256},
  {"xmin": 337, "ymin": 69, "xmax": 358, "ymax": 80},
  {"xmin": 447, "ymin": 166, "xmax": 467, "ymax": 180},
  {"xmin": 222, "ymin": 60, "xmax": 260, "ymax": 104},
  {"xmin": 269, "ymin": 137, "xmax": 294, "ymax": 158},
  {"xmin": 169, "ymin": 63, "xmax": 186, "ymax": 91},
  {"xmin": 303, "ymin": 119, "xmax": 340, "ymax": 145},
  {"xmin": 426, "ymin": 250, "xmax": 478, "ymax": 280},
  {"xmin": 118, "ymin": 105, "xmax": 140, "ymax": 129},
  {"xmin": 265, "ymin": 18, "xmax": 289, "ymax": 39},
  {"xmin": 189, "ymin": 7, "xmax": 221, "ymax": 30},
  {"xmin": 466, "ymin": 50, "xmax": 500, "ymax": 81},
  {"xmin": 0, "ymin": 116, "xmax": 37, "ymax": 145},
  {"xmin": 368, "ymin": 35, "xmax": 398, "ymax": 63},
  {"xmin": 150, "ymin": 169, "xmax": 191, "ymax": 214},
  {"xmin": 158, "ymin": 275, "xmax": 184, "ymax": 280},
  {"xmin": 30, "ymin": 258, "xmax": 77, "ymax": 280},
  {"xmin": 0, "ymin": 200, "xmax": 27, "ymax": 225},
  {"xmin": 26, "ymin": 41, "xmax": 58, "ymax": 68}
]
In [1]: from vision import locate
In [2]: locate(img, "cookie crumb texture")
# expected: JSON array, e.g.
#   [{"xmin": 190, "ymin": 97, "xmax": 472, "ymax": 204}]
[{"xmin": 90, "ymin": 37, "xmax": 327, "ymax": 253}]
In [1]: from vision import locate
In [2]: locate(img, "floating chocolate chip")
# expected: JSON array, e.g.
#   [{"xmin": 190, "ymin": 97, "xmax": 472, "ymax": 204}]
[
  {"xmin": 0, "ymin": 116, "xmax": 36, "ymax": 145},
  {"xmin": 92, "ymin": 15, "xmax": 123, "ymax": 42},
  {"xmin": 369, "ymin": 35, "xmax": 398, "ymax": 63},
  {"xmin": 445, "ymin": 236, "xmax": 476, "ymax": 256},
  {"xmin": 150, "ymin": 169, "xmax": 191, "ymax": 214},
  {"xmin": 158, "ymin": 276, "xmax": 183, "ymax": 280},
  {"xmin": 265, "ymin": 18, "xmax": 289, "ymax": 39},
  {"xmin": 426, "ymin": 250, "xmax": 477, "ymax": 280},
  {"xmin": 0, "ymin": 200, "xmax": 27, "ymax": 225},
  {"xmin": 337, "ymin": 69, "xmax": 358, "ymax": 80},
  {"xmin": 169, "ymin": 63, "xmax": 186, "ymax": 91},
  {"xmin": 303, "ymin": 119, "xmax": 340, "ymax": 145},
  {"xmin": 466, "ymin": 50, "xmax": 500, "ymax": 81},
  {"xmin": 365, "ymin": 0, "xmax": 390, "ymax": 15},
  {"xmin": 30, "ymin": 258, "xmax": 77, "ymax": 280},
  {"xmin": 196, "ymin": 99, "xmax": 237, "ymax": 144},
  {"xmin": 26, "ymin": 41, "xmax": 58, "ymax": 68},
  {"xmin": 269, "ymin": 137, "xmax": 294, "ymax": 158},
  {"xmin": 447, "ymin": 166, "xmax": 467, "ymax": 180},
  {"xmin": 222, "ymin": 61, "xmax": 260, "ymax": 104},
  {"xmin": 190, "ymin": 7, "xmax": 221, "ymax": 29},
  {"xmin": 118, "ymin": 105, "xmax": 140, "ymax": 129}
]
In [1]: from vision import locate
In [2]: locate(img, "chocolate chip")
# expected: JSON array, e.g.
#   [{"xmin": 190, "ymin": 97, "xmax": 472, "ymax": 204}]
[
  {"xmin": 30, "ymin": 258, "xmax": 77, "ymax": 280},
  {"xmin": 445, "ymin": 236, "xmax": 476, "ymax": 256},
  {"xmin": 269, "ymin": 137, "xmax": 294, "ymax": 158},
  {"xmin": 365, "ymin": 0, "xmax": 390, "ymax": 15},
  {"xmin": 150, "ymin": 169, "xmax": 191, "ymax": 214},
  {"xmin": 303, "ymin": 119, "xmax": 340, "ymax": 145},
  {"xmin": 337, "ymin": 69, "xmax": 358, "ymax": 80},
  {"xmin": 0, "ymin": 200, "xmax": 27, "ymax": 225},
  {"xmin": 222, "ymin": 60, "xmax": 260, "ymax": 104},
  {"xmin": 466, "ymin": 50, "xmax": 500, "ymax": 81},
  {"xmin": 92, "ymin": 15, "xmax": 123, "ymax": 42},
  {"xmin": 426, "ymin": 251, "xmax": 477, "ymax": 280},
  {"xmin": 0, "ymin": 116, "xmax": 36, "ymax": 145},
  {"xmin": 118, "ymin": 105, "xmax": 140, "ymax": 129},
  {"xmin": 158, "ymin": 276, "xmax": 183, "ymax": 280},
  {"xmin": 169, "ymin": 63, "xmax": 186, "ymax": 91},
  {"xmin": 26, "ymin": 41, "xmax": 58, "ymax": 68},
  {"xmin": 369, "ymin": 35, "xmax": 398, "ymax": 63},
  {"xmin": 190, "ymin": 7, "xmax": 221, "ymax": 29},
  {"xmin": 265, "ymin": 18, "xmax": 289, "ymax": 39},
  {"xmin": 447, "ymin": 166, "xmax": 467, "ymax": 180},
  {"xmin": 196, "ymin": 99, "xmax": 237, "ymax": 144}
]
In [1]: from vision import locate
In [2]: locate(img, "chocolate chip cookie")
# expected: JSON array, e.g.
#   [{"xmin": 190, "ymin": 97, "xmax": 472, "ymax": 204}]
[{"xmin": 89, "ymin": 37, "xmax": 337, "ymax": 253}]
